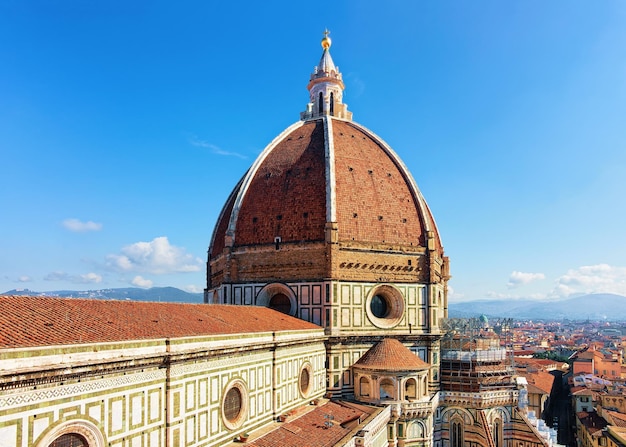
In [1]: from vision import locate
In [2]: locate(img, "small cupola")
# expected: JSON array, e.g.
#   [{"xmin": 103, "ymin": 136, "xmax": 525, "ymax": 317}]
[
  {"xmin": 352, "ymin": 338, "xmax": 430, "ymax": 404},
  {"xmin": 301, "ymin": 30, "xmax": 352, "ymax": 121}
]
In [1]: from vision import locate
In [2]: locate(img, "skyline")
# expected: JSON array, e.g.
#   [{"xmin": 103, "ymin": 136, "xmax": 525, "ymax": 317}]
[{"xmin": 1, "ymin": 2, "xmax": 625, "ymax": 302}]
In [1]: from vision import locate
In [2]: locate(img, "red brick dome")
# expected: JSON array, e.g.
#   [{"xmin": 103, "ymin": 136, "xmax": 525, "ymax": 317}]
[
  {"xmin": 206, "ymin": 34, "xmax": 447, "ymax": 291},
  {"xmin": 208, "ymin": 116, "xmax": 442, "ymax": 261}
]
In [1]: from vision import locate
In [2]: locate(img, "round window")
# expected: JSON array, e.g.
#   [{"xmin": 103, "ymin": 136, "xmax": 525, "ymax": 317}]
[
  {"xmin": 370, "ymin": 294, "xmax": 388, "ymax": 318},
  {"xmin": 222, "ymin": 380, "xmax": 248, "ymax": 430},
  {"xmin": 365, "ymin": 285, "xmax": 404, "ymax": 329},
  {"xmin": 269, "ymin": 293, "xmax": 292, "ymax": 315},
  {"xmin": 49, "ymin": 434, "xmax": 88, "ymax": 447},
  {"xmin": 299, "ymin": 362, "xmax": 313, "ymax": 397}
]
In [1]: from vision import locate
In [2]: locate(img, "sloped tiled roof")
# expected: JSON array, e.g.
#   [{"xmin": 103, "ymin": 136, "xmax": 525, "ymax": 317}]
[
  {"xmin": 519, "ymin": 371, "xmax": 555, "ymax": 395},
  {"xmin": 0, "ymin": 296, "xmax": 322, "ymax": 349},
  {"xmin": 247, "ymin": 401, "xmax": 375, "ymax": 447},
  {"xmin": 605, "ymin": 410, "xmax": 626, "ymax": 428},
  {"xmin": 354, "ymin": 338, "xmax": 429, "ymax": 371}
]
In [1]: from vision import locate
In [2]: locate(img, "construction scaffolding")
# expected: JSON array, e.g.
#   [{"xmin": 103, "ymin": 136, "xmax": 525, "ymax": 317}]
[{"xmin": 440, "ymin": 317, "xmax": 516, "ymax": 393}]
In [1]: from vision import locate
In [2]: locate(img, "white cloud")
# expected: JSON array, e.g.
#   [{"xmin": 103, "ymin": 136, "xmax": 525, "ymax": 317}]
[
  {"xmin": 62, "ymin": 218, "xmax": 103, "ymax": 232},
  {"xmin": 106, "ymin": 236, "xmax": 203, "ymax": 275},
  {"xmin": 183, "ymin": 284, "xmax": 203, "ymax": 294},
  {"xmin": 44, "ymin": 271, "xmax": 102, "ymax": 284},
  {"xmin": 78, "ymin": 272, "xmax": 102, "ymax": 284},
  {"xmin": 17, "ymin": 275, "xmax": 32, "ymax": 283},
  {"xmin": 507, "ymin": 271, "xmax": 546, "ymax": 289},
  {"xmin": 131, "ymin": 276, "xmax": 153, "ymax": 288},
  {"xmin": 188, "ymin": 135, "xmax": 247, "ymax": 159},
  {"xmin": 553, "ymin": 264, "xmax": 626, "ymax": 297}
]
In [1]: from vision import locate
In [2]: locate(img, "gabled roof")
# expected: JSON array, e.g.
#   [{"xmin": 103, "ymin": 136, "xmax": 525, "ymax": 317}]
[
  {"xmin": 519, "ymin": 371, "xmax": 555, "ymax": 395},
  {"xmin": 0, "ymin": 296, "xmax": 322, "ymax": 348},
  {"xmin": 353, "ymin": 338, "xmax": 429, "ymax": 371}
]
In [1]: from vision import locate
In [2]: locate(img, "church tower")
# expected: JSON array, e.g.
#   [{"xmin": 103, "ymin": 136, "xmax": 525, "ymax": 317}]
[{"xmin": 205, "ymin": 32, "xmax": 450, "ymax": 442}]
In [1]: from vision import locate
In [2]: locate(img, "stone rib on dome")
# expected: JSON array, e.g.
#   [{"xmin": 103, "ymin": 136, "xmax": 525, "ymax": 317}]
[
  {"xmin": 208, "ymin": 116, "xmax": 445, "ymax": 259},
  {"xmin": 354, "ymin": 338, "xmax": 430, "ymax": 371}
]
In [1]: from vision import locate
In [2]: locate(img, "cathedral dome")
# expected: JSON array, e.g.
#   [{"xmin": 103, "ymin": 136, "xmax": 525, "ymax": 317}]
[{"xmin": 207, "ymin": 33, "xmax": 447, "ymax": 291}]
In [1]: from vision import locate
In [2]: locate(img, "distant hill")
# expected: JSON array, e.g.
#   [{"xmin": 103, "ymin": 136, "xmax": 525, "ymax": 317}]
[
  {"xmin": 1, "ymin": 287, "xmax": 203, "ymax": 303},
  {"xmin": 449, "ymin": 293, "xmax": 626, "ymax": 321}
]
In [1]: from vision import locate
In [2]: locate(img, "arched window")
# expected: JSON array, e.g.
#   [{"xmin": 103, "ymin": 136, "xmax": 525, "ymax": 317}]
[
  {"xmin": 49, "ymin": 434, "xmax": 88, "ymax": 447},
  {"xmin": 494, "ymin": 419, "xmax": 503, "ymax": 447},
  {"xmin": 359, "ymin": 377, "xmax": 370, "ymax": 397},
  {"xmin": 269, "ymin": 293, "xmax": 291, "ymax": 314},
  {"xmin": 451, "ymin": 420, "xmax": 463, "ymax": 447},
  {"xmin": 330, "ymin": 92, "xmax": 334, "ymax": 115},
  {"xmin": 380, "ymin": 379, "xmax": 394, "ymax": 399},
  {"xmin": 404, "ymin": 378, "xmax": 417, "ymax": 400},
  {"xmin": 318, "ymin": 92, "xmax": 323, "ymax": 114}
]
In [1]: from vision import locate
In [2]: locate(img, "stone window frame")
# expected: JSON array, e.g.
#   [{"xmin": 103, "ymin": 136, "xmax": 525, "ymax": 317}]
[
  {"xmin": 36, "ymin": 420, "xmax": 105, "ymax": 447},
  {"xmin": 221, "ymin": 378, "xmax": 249, "ymax": 431},
  {"xmin": 365, "ymin": 285, "xmax": 405, "ymax": 329},
  {"xmin": 256, "ymin": 282, "xmax": 297, "ymax": 316},
  {"xmin": 298, "ymin": 362, "xmax": 314, "ymax": 398}
]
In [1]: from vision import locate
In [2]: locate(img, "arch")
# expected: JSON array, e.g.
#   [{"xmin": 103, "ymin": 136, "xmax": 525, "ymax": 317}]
[
  {"xmin": 441, "ymin": 407, "xmax": 474, "ymax": 425},
  {"xmin": 407, "ymin": 421, "xmax": 425, "ymax": 439},
  {"xmin": 256, "ymin": 283, "xmax": 297, "ymax": 316},
  {"xmin": 35, "ymin": 419, "xmax": 105, "ymax": 447},
  {"xmin": 379, "ymin": 378, "xmax": 395, "ymax": 400},
  {"xmin": 450, "ymin": 417, "xmax": 464, "ymax": 447},
  {"xmin": 404, "ymin": 378, "xmax": 417, "ymax": 400},
  {"xmin": 486, "ymin": 406, "xmax": 512, "ymax": 424},
  {"xmin": 359, "ymin": 376, "xmax": 371, "ymax": 397},
  {"xmin": 493, "ymin": 417, "xmax": 503, "ymax": 447}
]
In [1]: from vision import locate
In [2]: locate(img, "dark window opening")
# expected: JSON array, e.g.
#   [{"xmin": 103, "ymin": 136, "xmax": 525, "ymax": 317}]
[
  {"xmin": 269, "ymin": 293, "xmax": 291, "ymax": 315},
  {"xmin": 451, "ymin": 421, "xmax": 463, "ymax": 447},
  {"xmin": 370, "ymin": 295, "xmax": 389, "ymax": 318},
  {"xmin": 318, "ymin": 92, "xmax": 323, "ymax": 114},
  {"xmin": 224, "ymin": 387, "xmax": 242, "ymax": 422},
  {"xmin": 300, "ymin": 368, "xmax": 310, "ymax": 394},
  {"xmin": 330, "ymin": 92, "xmax": 334, "ymax": 115}
]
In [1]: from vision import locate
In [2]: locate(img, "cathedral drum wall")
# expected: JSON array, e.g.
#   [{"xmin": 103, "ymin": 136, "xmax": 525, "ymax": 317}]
[
  {"xmin": 328, "ymin": 281, "xmax": 442, "ymax": 335},
  {"xmin": 228, "ymin": 242, "xmax": 327, "ymax": 282},
  {"xmin": 332, "ymin": 245, "xmax": 429, "ymax": 284}
]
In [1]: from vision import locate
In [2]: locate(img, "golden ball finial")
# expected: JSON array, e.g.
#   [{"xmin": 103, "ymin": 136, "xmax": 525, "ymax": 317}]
[{"xmin": 321, "ymin": 29, "xmax": 331, "ymax": 50}]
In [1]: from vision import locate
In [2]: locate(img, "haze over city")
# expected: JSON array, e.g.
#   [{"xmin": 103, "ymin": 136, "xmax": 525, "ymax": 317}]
[{"xmin": 2, "ymin": 2, "xmax": 625, "ymax": 302}]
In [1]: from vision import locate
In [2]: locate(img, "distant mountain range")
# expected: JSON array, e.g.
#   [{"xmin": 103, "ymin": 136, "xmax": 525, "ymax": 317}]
[
  {"xmin": 1, "ymin": 287, "xmax": 203, "ymax": 303},
  {"xmin": 2, "ymin": 288, "xmax": 625, "ymax": 321},
  {"xmin": 448, "ymin": 293, "xmax": 626, "ymax": 321}
]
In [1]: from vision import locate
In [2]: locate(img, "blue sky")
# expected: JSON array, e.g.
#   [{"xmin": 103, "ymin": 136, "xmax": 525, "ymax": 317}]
[{"xmin": 1, "ymin": 1, "xmax": 625, "ymax": 301}]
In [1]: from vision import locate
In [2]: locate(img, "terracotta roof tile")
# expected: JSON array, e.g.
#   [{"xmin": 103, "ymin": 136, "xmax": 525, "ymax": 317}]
[
  {"xmin": 248, "ymin": 401, "xmax": 373, "ymax": 447},
  {"xmin": 354, "ymin": 338, "xmax": 429, "ymax": 371},
  {"xmin": 0, "ymin": 296, "xmax": 321, "ymax": 348}
]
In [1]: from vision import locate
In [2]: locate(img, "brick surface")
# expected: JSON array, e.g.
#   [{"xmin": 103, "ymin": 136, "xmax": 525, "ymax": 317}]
[
  {"xmin": 236, "ymin": 120, "xmax": 327, "ymax": 246},
  {"xmin": 333, "ymin": 120, "xmax": 425, "ymax": 247}
]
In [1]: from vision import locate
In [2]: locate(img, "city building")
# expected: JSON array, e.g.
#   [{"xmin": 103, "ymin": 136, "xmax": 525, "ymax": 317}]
[{"xmin": 0, "ymin": 33, "xmax": 559, "ymax": 447}]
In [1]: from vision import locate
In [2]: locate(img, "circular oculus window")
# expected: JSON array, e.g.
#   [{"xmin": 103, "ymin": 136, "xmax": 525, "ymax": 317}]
[
  {"xmin": 221, "ymin": 379, "xmax": 249, "ymax": 430},
  {"xmin": 365, "ymin": 285, "xmax": 404, "ymax": 329},
  {"xmin": 299, "ymin": 362, "xmax": 313, "ymax": 397}
]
